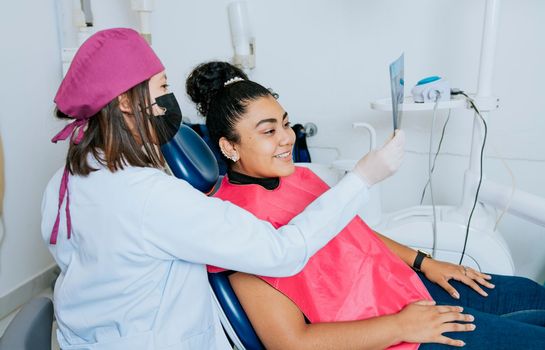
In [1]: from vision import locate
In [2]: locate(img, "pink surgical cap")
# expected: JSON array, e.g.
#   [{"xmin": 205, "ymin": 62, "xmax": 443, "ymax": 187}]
[
  {"xmin": 49, "ymin": 28, "xmax": 165, "ymax": 245},
  {"xmin": 54, "ymin": 27, "xmax": 164, "ymax": 119}
]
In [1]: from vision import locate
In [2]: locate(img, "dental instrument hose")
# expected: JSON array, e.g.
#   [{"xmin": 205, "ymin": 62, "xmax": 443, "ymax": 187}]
[
  {"xmin": 457, "ymin": 91, "xmax": 488, "ymax": 265},
  {"xmin": 420, "ymin": 108, "xmax": 451, "ymax": 205},
  {"xmin": 428, "ymin": 95, "xmax": 441, "ymax": 257}
]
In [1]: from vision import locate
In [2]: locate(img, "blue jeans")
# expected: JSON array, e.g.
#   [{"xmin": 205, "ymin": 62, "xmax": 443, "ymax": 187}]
[{"xmin": 417, "ymin": 273, "xmax": 545, "ymax": 349}]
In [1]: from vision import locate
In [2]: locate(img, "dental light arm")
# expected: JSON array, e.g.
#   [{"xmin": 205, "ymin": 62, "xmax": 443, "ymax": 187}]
[
  {"xmin": 228, "ymin": 1, "xmax": 255, "ymax": 70},
  {"xmin": 131, "ymin": 0, "xmax": 154, "ymax": 44}
]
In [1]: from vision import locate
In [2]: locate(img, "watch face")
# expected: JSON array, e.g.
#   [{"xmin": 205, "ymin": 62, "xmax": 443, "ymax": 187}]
[{"xmin": 419, "ymin": 250, "xmax": 431, "ymax": 258}]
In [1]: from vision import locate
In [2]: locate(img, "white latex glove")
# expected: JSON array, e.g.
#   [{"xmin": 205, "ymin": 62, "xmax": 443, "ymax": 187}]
[{"xmin": 353, "ymin": 129, "xmax": 405, "ymax": 187}]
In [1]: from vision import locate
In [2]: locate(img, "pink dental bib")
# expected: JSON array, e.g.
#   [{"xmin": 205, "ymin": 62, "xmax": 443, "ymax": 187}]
[{"xmin": 209, "ymin": 167, "xmax": 432, "ymax": 349}]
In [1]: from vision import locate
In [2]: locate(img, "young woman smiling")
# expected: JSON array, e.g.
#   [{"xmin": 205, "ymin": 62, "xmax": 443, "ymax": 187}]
[{"xmin": 186, "ymin": 61, "xmax": 545, "ymax": 350}]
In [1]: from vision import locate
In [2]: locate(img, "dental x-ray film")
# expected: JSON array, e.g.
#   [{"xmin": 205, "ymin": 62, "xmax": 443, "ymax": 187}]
[{"xmin": 389, "ymin": 53, "xmax": 404, "ymax": 130}]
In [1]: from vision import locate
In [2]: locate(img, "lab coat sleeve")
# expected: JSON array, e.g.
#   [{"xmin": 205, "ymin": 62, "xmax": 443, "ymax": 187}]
[{"xmin": 141, "ymin": 171, "xmax": 369, "ymax": 277}]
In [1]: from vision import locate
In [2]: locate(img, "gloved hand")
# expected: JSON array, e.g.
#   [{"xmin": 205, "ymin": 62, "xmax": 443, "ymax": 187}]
[{"xmin": 353, "ymin": 129, "xmax": 405, "ymax": 187}]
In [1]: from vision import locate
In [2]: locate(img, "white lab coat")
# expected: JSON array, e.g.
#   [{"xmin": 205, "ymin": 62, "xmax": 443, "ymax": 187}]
[{"xmin": 41, "ymin": 157, "xmax": 368, "ymax": 349}]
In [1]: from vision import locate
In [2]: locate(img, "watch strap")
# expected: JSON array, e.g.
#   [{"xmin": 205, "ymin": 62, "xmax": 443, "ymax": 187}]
[{"xmin": 413, "ymin": 250, "xmax": 431, "ymax": 271}]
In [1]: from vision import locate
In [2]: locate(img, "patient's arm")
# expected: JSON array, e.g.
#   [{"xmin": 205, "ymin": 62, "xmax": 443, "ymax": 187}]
[
  {"xmin": 229, "ymin": 272, "xmax": 474, "ymax": 350},
  {"xmin": 373, "ymin": 230, "xmax": 420, "ymax": 268},
  {"xmin": 373, "ymin": 230, "xmax": 494, "ymax": 298},
  {"xmin": 373, "ymin": 231, "xmax": 494, "ymax": 299}
]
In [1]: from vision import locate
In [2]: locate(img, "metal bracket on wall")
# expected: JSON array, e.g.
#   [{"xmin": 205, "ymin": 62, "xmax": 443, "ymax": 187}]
[{"xmin": 303, "ymin": 122, "xmax": 318, "ymax": 137}]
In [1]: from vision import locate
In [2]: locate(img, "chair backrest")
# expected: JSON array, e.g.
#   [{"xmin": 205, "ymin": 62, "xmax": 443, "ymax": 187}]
[
  {"xmin": 162, "ymin": 124, "xmax": 263, "ymax": 349},
  {"xmin": 0, "ymin": 297, "xmax": 54, "ymax": 350},
  {"xmin": 208, "ymin": 272, "xmax": 265, "ymax": 350}
]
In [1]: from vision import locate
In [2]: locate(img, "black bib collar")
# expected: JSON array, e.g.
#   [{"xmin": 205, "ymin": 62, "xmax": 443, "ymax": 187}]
[{"xmin": 227, "ymin": 169, "xmax": 280, "ymax": 190}]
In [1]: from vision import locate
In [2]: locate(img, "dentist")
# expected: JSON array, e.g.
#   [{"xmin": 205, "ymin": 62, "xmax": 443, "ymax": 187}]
[{"xmin": 41, "ymin": 28, "xmax": 405, "ymax": 349}]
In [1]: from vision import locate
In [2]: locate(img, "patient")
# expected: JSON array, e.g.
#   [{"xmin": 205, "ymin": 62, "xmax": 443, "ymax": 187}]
[{"xmin": 187, "ymin": 61, "xmax": 545, "ymax": 349}]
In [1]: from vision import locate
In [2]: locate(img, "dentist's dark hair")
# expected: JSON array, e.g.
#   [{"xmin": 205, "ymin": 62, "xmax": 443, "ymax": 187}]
[
  {"xmin": 186, "ymin": 61, "xmax": 273, "ymax": 147},
  {"xmin": 56, "ymin": 79, "xmax": 164, "ymax": 176}
]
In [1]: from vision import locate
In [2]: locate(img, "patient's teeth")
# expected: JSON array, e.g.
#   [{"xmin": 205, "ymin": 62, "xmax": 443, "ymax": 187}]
[{"xmin": 274, "ymin": 152, "xmax": 290, "ymax": 158}]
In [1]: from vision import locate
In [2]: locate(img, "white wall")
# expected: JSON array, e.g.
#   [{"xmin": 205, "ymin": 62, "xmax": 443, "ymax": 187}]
[
  {"xmin": 0, "ymin": 1, "xmax": 65, "ymax": 299},
  {"xmin": 0, "ymin": 0, "xmax": 543, "ymax": 308}
]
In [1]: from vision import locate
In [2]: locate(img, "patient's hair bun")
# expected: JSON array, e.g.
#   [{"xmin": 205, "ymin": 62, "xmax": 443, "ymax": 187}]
[{"xmin": 186, "ymin": 61, "xmax": 248, "ymax": 117}]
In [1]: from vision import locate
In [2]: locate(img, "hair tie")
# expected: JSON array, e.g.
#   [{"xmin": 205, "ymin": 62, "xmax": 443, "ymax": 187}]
[{"xmin": 224, "ymin": 77, "xmax": 244, "ymax": 87}]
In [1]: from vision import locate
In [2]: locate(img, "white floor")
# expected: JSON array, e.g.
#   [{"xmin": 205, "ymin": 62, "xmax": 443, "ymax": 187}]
[{"xmin": 0, "ymin": 287, "xmax": 59, "ymax": 350}]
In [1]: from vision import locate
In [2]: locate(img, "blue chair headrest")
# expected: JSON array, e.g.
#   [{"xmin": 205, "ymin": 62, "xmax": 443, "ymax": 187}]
[
  {"xmin": 161, "ymin": 124, "xmax": 220, "ymax": 194},
  {"xmin": 162, "ymin": 125, "xmax": 263, "ymax": 348}
]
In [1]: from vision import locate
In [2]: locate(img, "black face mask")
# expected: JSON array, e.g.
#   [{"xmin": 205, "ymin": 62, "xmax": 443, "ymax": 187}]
[{"xmin": 151, "ymin": 93, "xmax": 183, "ymax": 145}]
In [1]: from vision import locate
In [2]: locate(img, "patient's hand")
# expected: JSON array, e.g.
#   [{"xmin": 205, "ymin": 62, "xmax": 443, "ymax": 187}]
[
  {"xmin": 421, "ymin": 259, "xmax": 495, "ymax": 299},
  {"xmin": 396, "ymin": 300, "xmax": 475, "ymax": 347}
]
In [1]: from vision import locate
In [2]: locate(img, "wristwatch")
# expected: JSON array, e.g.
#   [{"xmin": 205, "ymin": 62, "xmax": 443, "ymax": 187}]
[{"xmin": 412, "ymin": 249, "xmax": 432, "ymax": 272}]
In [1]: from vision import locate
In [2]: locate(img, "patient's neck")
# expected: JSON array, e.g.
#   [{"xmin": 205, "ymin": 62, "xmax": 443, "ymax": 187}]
[{"xmin": 227, "ymin": 169, "xmax": 280, "ymax": 190}]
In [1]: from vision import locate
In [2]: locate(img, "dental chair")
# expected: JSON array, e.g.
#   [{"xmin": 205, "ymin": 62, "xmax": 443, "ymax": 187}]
[
  {"xmin": 162, "ymin": 125, "xmax": 264, "ymax": 350},
  {"xmin": 208, "ymin": 272, "xmax": 265, "ymax": 350},
  {"xmin": 0, "ymin": 297, "xmax": 54, "ymax": 350}
]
